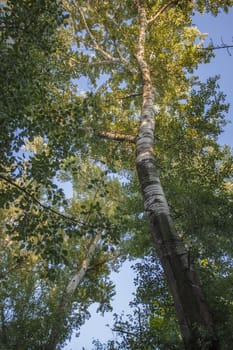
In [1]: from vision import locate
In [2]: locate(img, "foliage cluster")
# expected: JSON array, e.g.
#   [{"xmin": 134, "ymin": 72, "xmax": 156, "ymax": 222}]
[{"xmin": 0, "ymin": 1, "xmax": 232, "ymax": 349}]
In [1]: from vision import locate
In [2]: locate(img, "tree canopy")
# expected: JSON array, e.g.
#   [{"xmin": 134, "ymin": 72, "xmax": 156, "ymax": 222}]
[{"xmin": 0, "ymin": 1, "xmax": 233, "ymax": 349}]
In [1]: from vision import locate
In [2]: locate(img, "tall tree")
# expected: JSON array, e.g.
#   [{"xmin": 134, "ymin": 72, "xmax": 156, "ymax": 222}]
[
  {"xmin": 1, "ymin": 1, "xmax": 233, "ymax": 349},
  {"xmin": 59, "ymin": 1, "xmax": 232, "ymax": 349}
]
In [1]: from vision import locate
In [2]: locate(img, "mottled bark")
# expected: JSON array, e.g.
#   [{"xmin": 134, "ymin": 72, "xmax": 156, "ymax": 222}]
[{"xmin": 135, "ymin": 2, "xmax": 218, "ymax": 349}]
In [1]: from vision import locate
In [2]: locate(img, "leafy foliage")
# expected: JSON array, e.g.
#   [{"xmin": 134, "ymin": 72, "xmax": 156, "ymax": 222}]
[
  {"xmin": 0, "ymin": 0, "xmax": 233, "ymax": 349},
  {"xmin": 92, "ymin": 254, "xmax": 181, "ymax": 350}
]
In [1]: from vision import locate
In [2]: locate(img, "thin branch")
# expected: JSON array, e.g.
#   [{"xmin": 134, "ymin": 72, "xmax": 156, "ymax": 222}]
[
  {"xmin": 0, "ymin": 174, "xmax": 122, "ymax": 232},
  {"xmin": 0, "ymin": 173, "xmax": 82, "ymax": 226},
  {"xmin": 70, "ymin": 57, "xmax": 119, "ymax": 67},
  {"xmin": 212, "ymin": 44, "xmax": 233, "ymax": 50},
  {"xmin": 97, "ymin": 131, "xmax": 136, "ymax": 143},
  {"xmin": 114, "ymin": 45, "xmax": 138, "ymax": 74},
  {"xmin": 200, "ymin": 44, "xmax": 233, "ymax": 55},
  {"xmin": 77, "ymin": 5, "xmax": 120, "ymax": 63},
  {"xmin": 71, "ymin": 3, "xmax": 136, "ymax": 74},
  {"xmin": 78, "ymin": 126, "xmax": 136, "ymax": 143},
  {"xmin": 112, "ymin": 327, "xmax": 138, "ymax": 337},
  {"xmin": 148, "ymin": 0, "xmax": 176, "ymax": 25},
  {"xmin": 115, "ymin": 92, "xmax": 142, "ymax": 100},
  {"xmin": 70, "ymin": 55, "xmax": 137, "ymax": 74}
]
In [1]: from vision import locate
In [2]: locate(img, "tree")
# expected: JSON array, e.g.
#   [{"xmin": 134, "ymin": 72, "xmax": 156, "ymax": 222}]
[
  {"xmin": 0, "ymin": 3, "xmax": 125, "ymax": 349},
  {"xmin": 59, "ymin": 1, "xmax": 232, "ymax": 349},
  {"xmin": 94, "ymin": 247, "xmax": 233, "ymax": 349},
  {"xmin": 0, "ymin": 1, "xmax": 233, "ymax": 349},
  {"xmin": 0, "ymin": 156, "xmax": 125, "ymax": 350},
  {"xmin": 93, "ymin": 254, "xmax": 181, "ymax": 350}
]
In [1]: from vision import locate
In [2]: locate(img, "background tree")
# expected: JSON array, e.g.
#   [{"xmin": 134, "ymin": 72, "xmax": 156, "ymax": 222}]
[{"xmin": 0, "ymin": 153, "xmax": 128, "ymax": 350}]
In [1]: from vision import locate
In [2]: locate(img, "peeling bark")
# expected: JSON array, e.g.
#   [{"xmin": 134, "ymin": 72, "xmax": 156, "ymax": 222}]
[{"xmin": 135, "ymin": 2, "xmax": 219, "ymax": 349}]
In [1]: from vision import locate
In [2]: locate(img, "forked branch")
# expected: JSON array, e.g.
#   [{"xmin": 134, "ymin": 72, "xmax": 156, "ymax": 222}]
[{"xmin": 71, "ymin": 2, "xmax": 136, "ymax": 73}]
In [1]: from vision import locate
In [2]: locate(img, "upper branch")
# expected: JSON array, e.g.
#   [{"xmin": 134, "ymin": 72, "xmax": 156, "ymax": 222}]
[
  {"xmin": 69, "ymin": 57, "xmax": 120, "ymax": 67},
  {"xmin": 70, "ymin": 56, "xmax": 137, "ymax": 74},
  {"xmin": 148, "ymin": 0, "xmax": 177, "ymax": 25},
  {"xmin": 77, "ymin": 5, "xmax": 118, "ymax": 62},
  {"xmin": 75, "ymin": 4, "xmax": 131, "ymax": 71},
  {"xmin": 75, "ymin": 4, "xmax": 136, "ymax": 73}
]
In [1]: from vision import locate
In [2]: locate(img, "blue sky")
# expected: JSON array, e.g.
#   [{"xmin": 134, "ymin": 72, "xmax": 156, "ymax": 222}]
[
  {"xmin": 194, "ymin": 9, "xmax": 233, "ymax": 146},
  {"xmin": 65, "ymin": 260, "xmax": 136, "ymax": 349},
  {"xmin": 64, "ymin": 8, "xmax": 233, "ymax": 350}
]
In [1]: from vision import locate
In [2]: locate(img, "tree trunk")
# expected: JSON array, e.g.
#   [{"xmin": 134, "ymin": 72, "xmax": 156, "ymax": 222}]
[
  {"xmin": 136, "ymin": 153, "xmax": 218, "ymax": 349},
  {"xmin": 44, "ymin": 230, "xmax": 102, "ymax": 350},
  {"xmin": 135, "ymin": 2, "xmax": 218, "ymax": 349}
]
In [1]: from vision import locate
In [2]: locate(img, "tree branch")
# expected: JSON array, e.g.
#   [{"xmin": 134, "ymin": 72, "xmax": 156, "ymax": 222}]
[
  {"xmin": 112, "ymin": 327, "xmax": 138, "ymax": 337},
  {"xmin": 0, "ymin": 173, "xmax": 85, "ymax": 227},
  {"xmin": 71, "ymin": 3, "xmax": 136, "ymax": 74},
  {"xmin": 78, "ymin": 126, "xmax": 136, "ymax": 143},
  {"xmin": 148, "ymin": 0, "xmax": 176, "ymax": 25},
  {"xmin": 97, "ymin": 131, "xmax": 136, "ymax": 143},
  {"xmin": 115, "ymin": 92, "xmax": 142, "ymax": 100},
  {"xmin": 0, "ymin": 173, "xmax": 123, "ymax": 233},
  {"xmin": 200, "ymin": 44, "xmax": 233, "ymax": 55},
  {"xmin": 77, "ymin": 5, "xmax": 121, "ymax": 63},
  {"xmin": 70, "ymin": 57, "xmax": 119, "ymax": 67}
]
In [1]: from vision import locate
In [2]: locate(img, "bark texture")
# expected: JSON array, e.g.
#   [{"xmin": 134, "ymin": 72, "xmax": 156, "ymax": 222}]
[{"xmin": 135, "ymin": 2, "xmax": 219, "ymax": 349}]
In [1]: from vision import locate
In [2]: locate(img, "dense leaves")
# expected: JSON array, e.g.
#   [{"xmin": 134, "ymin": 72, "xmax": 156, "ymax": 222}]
[{"xmin": 0, "ymin": 0, "xmax": 233, "ymax": 349}]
